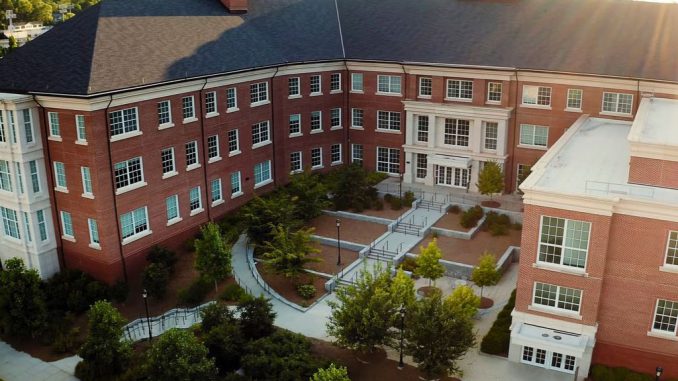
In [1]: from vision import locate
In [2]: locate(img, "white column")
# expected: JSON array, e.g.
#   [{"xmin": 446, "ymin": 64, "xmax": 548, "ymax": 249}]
[
  {"xmin": 403, "ymin": 151, "xmax": 414, "ymax": 184},
  {"xmin": 425, "ymin": 160, "xmax": 435, "ymax": 186},
  {"xmin": 469, "ymin": 159, "xmax": 480, "ymax": 192},
  {"xmin": 405, "ymin": 111, "xmax": 415, "ymax": 146},
  {"xmin": 428, "ymin": 114, "xmax": 436, "ymax": 149},
  {"xmin": 471, "ymin": 118, "xmax": 482, "ymax": 154},
  {"xmin": 497, "ymin": 119, "xmax": 508, "ymax": 157}
]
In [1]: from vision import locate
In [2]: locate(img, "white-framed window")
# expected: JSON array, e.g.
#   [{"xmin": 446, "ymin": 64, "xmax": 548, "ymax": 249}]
[
  {"xmin": 533, "ymin": 282, "xmax": 582, "ymax": 313},
  {"xmin": 189, "ymin": 186, "xmax": 203, "ymax": 213},
  {"xmin": 182, "ymin": 96, "xmax": 195, "ymax": 120},
  {"xmin": 211, "ymin": 178, "xmax": 223, "ymax": 203},
  {"xmin": 377, "ymin": 111, "xmax": 401, "ymax": 131},
  {"xmin": 444, "ymin": 118, "xmax": 470, "ymax": 147},
  {"xmin": 14, "ymin": 163, "xmax": 23, "ymax": 194},
  {"xmin": 120, "ymin": 206, "xmax": 149, "ymax": 240},
  {"xmin": 166, "ymin": 194, "xmax": 180, "ymax": 222},
  {"xmin": 330, "ymin": 108, "xmax": 341, "ymax": 129},
  {"xmin": 0, "ymin": 160, "xmax": 12, "ymax": 192},
  {"xmin": 352, "ymin": 144, "xmax": 363, "ymax": 165},
  {"xmin": 48, "ymin": 112, "xmax": 60, "ymax": 138},
  {"xmin": 377, "ymin": 147, "xmax": 400, "ymax": 174},
  {"xmin": 230, "ymin": 171, "xmax": 242, "ymax": 196},
  {"xmin": 81, "ymin": 166, "xmax": 93, "ymax": 196},
  {"xmin": 602, "ymin": 92, "xmax": 633, "ymax": 114},
  {"xmin": 207, "ymin": 135, "xmax": 220, "ymax": 160},
  {"xmin": 289, "ymin": 114, "xmax": 301, "ymax": 135},
  {"xmin": 377, "ymin": 75, "xmax": 401, "ymax": 94},
  {"xmin": 88, "ymin": 218, "xmax": 100, "ymax": 247},
  {"xmin": 520, "ymin": 124, "xmax": 549, "ymax": 148},
  {"xmin": 250, "ymin": 82, "xmax": 269, "ymax": 105},
  {"xmin": 114, "ymin": 157, "xmax": 144, "ymax": 190},
  {"xmin": 75, "ymin": 114, "xmax": 86, "ymax": 142},
  {"xmin": 331, "ymin": 143, "xmax": 342, "ymax": 164},
  {"xmin": 60, "ymin": 211, "xmax": 74, "ymax": 239},
  {"xmin": 435, "ymin": 166, "xmax": 469, "ymax": 188},
  {"xmin": 486, "ymin": 82, "xmax": 503, "ymax": 103},
  {"xmin": 521, "ymin": 346, "xmax": 576, "ymax": 373},
  {"xmin": 37, "ymin": 209, "xmax": 48, "ymax": 241},
  {"xmin": 310, "ymin": 111, "xmax": 322, "ymax": 132},
  {"xmin": 109, "ymin": 107, "xmax": 139, "ymax": 137},
  {"xmin": 538, "ymin": 216, "xmax": 591, "ymax": 269},
  {"xmin": 351, "ymin": 108, "xmax": 364, "ymax": 128},
  {"xmin": 0, "ymin": 112, "xmax": 5, "ymax": 142},
  {"xmin": 416, "ymin": 153, "xmax": 427, "ymax": 179},
  {"xmin": 418, "ymin": 77, "xmax": 432, "ymax": 97},
  {"xmin": 0, "ymin": 207, "xmax": 20, "ymax": 239},
  {"xmin": 22, "ymin": 212, "xmax": 31, "ymax": 242},
  {"xmin": 22, "ymin": 109, "xmax": 33, "ymax": 143},
  {"xmin": 416, "ymin": 115, "xmax": 429, "ymax": 143},
  {"xmin": 517, "ymin": 164, "xmax": 531, "ymax": 189},
  {"xmin": 351, "ymin": 73, "xmax": 364, "ymax": 92},
  {"xmin": 252, "ymin": 121, "xmax": 270, "ymax": 146},
  {"xmin": 310, "ymin": 75, "xmax": 322, "ymax": 95},
  {"xmin": 53, "ymin": 161, "xmax": 67, "ymax": 189},
  {"xmin": 226, "ymin": 87, "xmax": 238, "ymax": 111},
  {"xmin": 483, "ymin": 122, "xmax": 498, "ymax": 151},
  {"xmin": 290, "ymin": 151, "xmax": 302, "ymax": 173},
  {"xmin": 288, "ymin": 77, "xmax": 300, "ymax": 97},
  {"xmin": 254, "ymin": 160, "xmax": 272, "ymax": 186},
  {"xmin": 29, "ymin": 161, "xmax": 40, "ymax": 193},
  {"xmin": 522, "ymin": 85, "xmax": 552, "ymax": 106},
  {"xmin": 566, "ymin": 89, "xmax": 583, "ymax": 110},
  {"xmin": 228, "ymin": 129, "xmax": 240, "ymax": 154},
  {"xmin": 185, "ymin": 141, "xmax": 199, "ymax": 167},
  {"xmin": 205, "ymin": 92, "xmax": 217, "ymax": 115},
  {"xmin": 157, "ymin": 100, "xmax": 172, "ymax": 126},
  {"xmin": 446, "ymin": 79, "xmax": 473, "ymax": 100},
  {"xmin": 652, "ymin": 299, "xmax": 678, "ymax": 334},
  {"xmin": 664, "ymin": 231, "xmax": 678, "ymax": 267},
  {"xmin": 311, "ymin": 148, "xmax": 322, "ymax": 169},
  {"xmin": 330, "ymin": 73, "xmax": 341, "ymax": 92},
  {"xmin": 7, "ymin": 111, "xmax": 16, "ymax": 143},
  {"xmin": 161, "ymin": 147, "xmax": 176, "ymax": 175}
]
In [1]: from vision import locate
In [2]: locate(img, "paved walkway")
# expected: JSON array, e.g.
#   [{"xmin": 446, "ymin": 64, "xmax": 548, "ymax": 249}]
[{"xmin": 0, "ymin": 341, "xmax": 79, "ymax": 381}]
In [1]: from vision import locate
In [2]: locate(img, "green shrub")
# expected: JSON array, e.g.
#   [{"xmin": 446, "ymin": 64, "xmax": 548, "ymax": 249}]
[
  {"xmin": 489, "ymin": 223, "xmax": 508, "ymax": 236},
  {"xmin": 399, "ymin": 257, "xmax": 418, "ymax": 273},
  {"xmin": 52, "ymin": 326, "xmax": 80, "ymax": 354},
  {"xmin": 383, "ymin": 194, "xmax": 394, "ymax": 203},
  {"xmin": 588, "ymin": 364, "xmax": 672, "ymax": 381},
  {"xmin": 460, "ymin": 205, "xmax": 484, "ymax": 229},
  {"xmin": 484, "ymin": 212, "xmax": 512, "ymax": 236},
  {"xmin": 449, "ymin": 205, "xmax": 461, "ymax": 214},
  {"xmin": 366, "ymin": 171, "xmax": 388, "ymax": 186},
  {"xmin": 220, "ymin": 284, "xmax": 247, "ymax": 302},
  {"xmin": 146, "ymin": 246, "xmax": 177, "ymax": 272},
  {"xmin": 373, "ymin": 198, "xmax": 384, "ymax": 210},
  {"xmin": 142, "ymin": 263, "xmax": 170, "ymax": 299},
  {"xmin": 200, "ymin": 303, "xmax": 235, "ymax": 333},
  {"xmin": 389, "ymin": 197, "xmax": 403, "ymax": 210},
  {"xmin": 44, "ymin": 269, "xmax": 112, "ymax": 314},
  {"xmin": 296, "ymin": 284, "xmax": 317, "ymax": 300},
  {"xmin": 403, "ymin": 191, "xmax": 415, "ymax": 207},
  {"xmin": 110, "ymin": 281, "xmax": 129, "ymax": 303},
  {"xmin": 178, "ymin": 278, "xmax": 212, "ymax": 306},
  {"xmin": 480, "ymin": 289, "xmax": 516, "ymax": 355},
  {"xmin": 184, "ymin": 238, "xmax": 197, "ymax": 252},
  {"xmin": 512, "ymin": 223, "xmax": 522, "ymax": 230}
]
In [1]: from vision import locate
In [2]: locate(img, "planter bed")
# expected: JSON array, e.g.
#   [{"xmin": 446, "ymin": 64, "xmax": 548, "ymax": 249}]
[
  {"xmin": 415, "ymin": 229, "xmax": 521, "ymax": 266},
  {"xmin": 308, "ymin": 215, "xmax": 387, "ymax": 245},
  {"xmin": 305, "ymin": 243, "xmax": 361, "ymax": 275},
  {"xmin": 255, "ymin": 263, "xmax": 327, "ymax": 307}
]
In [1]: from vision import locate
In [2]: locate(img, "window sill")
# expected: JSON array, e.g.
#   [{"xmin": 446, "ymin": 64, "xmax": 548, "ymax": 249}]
[
  {"xmin": 310, "ymin": 129, "xmax": 324, "ymax": 135},
  {"xmin": 167, "ymin": 217, "xmax": 183, "ymax": 227},
  {"xmin": 350, "ymin": 126, "xmax": 364, "ymax": 130},
  {"xmin": 350, "ymin": 90, "xmax": 364, "ymax": 94},
  {"xmin": 311, "ymin": 165, "xmax": 324, "ymax": 171},
  {"xmin": 520, "ymin": 104, "xmax": 552, "ymax": 110},
  {"xmin": 486, "ymin": 100, "xmax": 501, "ymax": 105},
  {"xmin": 186, "ymin": 163, "xmax": 201, "ymax": 172},
  {"xmin": 250, "ymin": 100, "xmax": 270, "ymax": 108},
  {"xmin": 517, "ymin": 144, "xmax": 548, "ymax": 151},
  {"xmin": 330, "ymin": 90, "xmax": 342, "ymax": 95},
  {"xmin": 226, "ymin": 107, "xmax": 239, "ymax": 114},
  {"xmin": 252, "ymin": 140, "xmax": 272, "ymax": 150},
  {"xmin": 162, "ymin": 171, "xmax": 178, "ymax": 180},
  {"xmin": 290, "ymin": 169, "xmax": 303, "ymax": 175},
  {"xmin": 54, "ymin": 186, "xmax": 69, "ymax": 194},
  {"xmin": 331, "ymin": 161, "xmax": 343, "ymax": 166},
  {"xmin": 88, "ymin": 243, "xmax": 101, "ymax": 251},
  {"xmin": 376, "ymin": 92, "xmax": 402, "ymax": 97},
  {"xmin": 376, "ymin": 129, "xmax": 402, "ymax": 135},
  {"xmin": 231, "ymin": 191, "xmax": 243, "ymax": 199},
  {"xmin": 444, "ymin": 97, "xmax": 472, "ymax": 103},
  {"xmin": 211, "ymin": 199, "xmax": 225, "ymax": 207},
  {"xmin": 121, "ymin": 230, "xmax": 152, "ymax": 246},
  {"xmin": 254, "ymin": 179, "xmax": 273, "ymax": 189},
  {"xmin": 600, "ymin": 111, "xmax": 632, "ymax": 118},
  {"xmin": 48, "ymin": 136, "xmax": 63, "ymax": 142},
  {"xmin": 310, "ymin": 92, "xmax": 323, "ymax": 97},
  {"xmin": 647, "ymin": 331, "xmax": 678, "ymax": 341},
  {"xmin": 190, "ymin": 208, "xmax": 204, "ymax": 217},
  {"xmin": 330, "ymin": 126, "xmax": 343, "ymax": 131},
  {"xmin": 61, "ymin": 235, "xmax": 76, "ymax": 243},
  {"xmin": 205, "ymin": 112, "xmax": 220, "ymax": 119},
  {"xmin": 75, "ymin": 140, "xmax": 88, "ymax": 146},
  {"xmin": 115, "ymin": 181, "xmax": 148, "ymax": 195},
  {"xmin": 208, "ymin": 156, "xmax": 222, "ymax": 164},
  {"xmin": 81, "ymin": 193, "xmax": 95, "ymax": 200},
  {"xmin": 533, "ymin": 262, "xmax": 587, "ymax": 277},
  {"xmin": 158, "ymin": 122, "xmax": 175, "ymax": 130},
  {"xmin": 564, "ymin": 108, "xmax": 582, "ymax": 113},
  {"xmin": 228, "ymin": 150, "xmax": 241, "ymax": 157},
  {"xmin": 289, "ymin": 132, "xmax": 303, "ymax": 138},
  {"xmin": 288, "ymin": 94, "xmax": 302, "ymax": 100},
  {"xmin": 110, "ymin": 130, "xmax": 142, "ymax": 143},
  {"xmin": 659, "ymin": 265, "xmax": 678, "ymax": 274},
  {"xmin": 183, "ymin": 117, "xmax": 199, "ymax": 124},
  {"xmin": 418, "ymin": 95, "xmax": 432, "ymax": 99},
  {"xmin": 528, "ymin": 305, "xmax": 582, "ymax": 320}
]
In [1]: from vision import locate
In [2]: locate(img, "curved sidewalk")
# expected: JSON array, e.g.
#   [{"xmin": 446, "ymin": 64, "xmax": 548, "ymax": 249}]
[{"xmin": 0, "ymin": 341, "xmax": 79, "ymax": 381}]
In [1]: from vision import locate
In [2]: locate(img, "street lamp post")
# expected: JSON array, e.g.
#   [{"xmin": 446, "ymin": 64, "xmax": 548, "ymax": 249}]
[
  {"xmin": 656, "ymin": 366, "xmax": 663, "ymax": 381},
  {"xmin": 143, "ymin": 289, "xmax": 152, "ymax": 342},
  {"xmin": 399, "ymin": 173, "xmax": 403, "ymax": 199},
  {"xmin": 398, "ymin": 306, "xmax": 405, "ymax": 370},
  {"xmin": 336, "ymin": 219, "xmax": 342, "ymax": 266}
]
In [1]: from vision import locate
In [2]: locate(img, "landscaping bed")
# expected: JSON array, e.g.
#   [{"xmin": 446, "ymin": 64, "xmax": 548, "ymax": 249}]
[
  {"xmin": 305, "ymin": 243, "xmax": 361, "ymax": 275},
  {"xmin": 352, "ymin": 196, "xmax": 408, "ymax": 220},
  {"xmin": 255, "ymin": 263, "xmax": 328, "ymax": 307},
  {"xmin": 308, "ymin": 215, "xmax": 387, "ymax": 245},
  {"xmin": 415, "ymin": 229, "xmax": 521, "ymax": 266},
  {"xmin": 433, "ymin": 211, "xmax": 473, "ymax": 232}
]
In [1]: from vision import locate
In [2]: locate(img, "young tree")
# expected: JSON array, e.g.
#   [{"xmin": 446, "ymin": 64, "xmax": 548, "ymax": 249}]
[
  {"xmin": 142, "ymin": 263, "xmax": 170, "ymax": 299},
  {"xmin": 143, "ymin": 328, "xmax": 217, "ymax": 381},
  {"xmin": 476, "ymin": 161, "xmax": 504, "ymax": 200},
  {"xmin": 326, "ymin": 164, "xmax": 379, "ymax": 212},
  {"xmin": 237, "ymin": 295, "xmax": 277, "ymax": 340},
  {"xmin": 200, "ymin": 302, "xmax": 236, "ymax": 332},
  {"xmin": 240, "ymin": 194, "xmax": 301, "ymax": 246},
  {"xmin": 471, "ymin": 252, "xmax": 501, "ymax": 299},
  {"xmin": 287, "ymin": 170, "xmax": 331, "ymax": 221},
  {"xmin": 241, "ymin": 330, "xmax": 324, "ymax": 381},
  {"xmin": 203, "ymin": 318, "xmax": 245, "ymax": 373},
  {"xmin": 405, "ymin": 291, "xmax": 476, "ymax": 380},
  {"xmin": 445, "ymin": 285, "xmax": 480, "ymax": 321},
  {"xmin": 262, "ymin": 224, "xmax": 321, "ymax": 280},
  {"xmin": 0, "ymin": 258, "xmax": 48, "ymax": 338},
  {"xmin": 75, "ymin": 301, "xmax": 132, "ymax": 381},
  {"xmin": 390, "ymin": 268, "xmax": 416, "ymax": 309},
  {"xmin": 311, "ymin": 363, "xmax": 351, "ymax": 381},
  {"xmin": 415, "ymin": 239, "xmax": 446, "ymax": 286},
  {"xmin": 195, "ymin": 222, "xmax": 232, "ymax": 293}
]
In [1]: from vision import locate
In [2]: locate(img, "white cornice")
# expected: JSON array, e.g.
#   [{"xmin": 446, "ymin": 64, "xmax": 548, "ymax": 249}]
[
  {"xmin": 517, "ymin": 71, "xmax": 642, "ymax": 91},
  {"xmin": 403, "ymin": 100, "xmax": 513, "ymax": 119},
  {"xmin": 346, "ymin": 61, "xmax": 404, "ymax": 74},
  {"xmin": 629, "ymin": 142, "xmax": 678, "ymax": 162},
  {"xmin": 403, "ymin": 65, "xmax": 514, "ymax": 81},
  {"xmin": 522, "ymin": 189, "xmax": 616, "ymax": 217}
]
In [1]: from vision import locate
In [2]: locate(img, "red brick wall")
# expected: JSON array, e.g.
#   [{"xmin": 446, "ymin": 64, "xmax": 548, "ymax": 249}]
[
  {"xmin": 593, "ymin": 341, "xmax": 678, "ymax": 379},
  {"xmin": 629, "ymin": 156, "xmax": 678, "ymax": 189}
]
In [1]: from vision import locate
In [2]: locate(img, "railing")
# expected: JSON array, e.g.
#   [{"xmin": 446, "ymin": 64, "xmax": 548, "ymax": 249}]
[{"xmin": 122, "ymin": 301, "xmax": 216, "ymax": 342}]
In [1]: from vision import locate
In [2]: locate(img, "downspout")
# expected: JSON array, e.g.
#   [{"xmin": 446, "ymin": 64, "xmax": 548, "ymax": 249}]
[
  {"xmin": 399, "ymin": 63, "xmax": 408, "ymax": 179},
  {"xmin": 270, "ymin": 66, "xmax": 280, "ymax": 185},
  {"xmin": 343, "ymin": 60, "xmax": 350, "ymax": 165},
  {"xmin": 197, "ymin": 79, "xmax": 211, "ymax": 222},
  {"xmin": 509, "ymin": 69, "xmax": 520, "ymax": 193}
]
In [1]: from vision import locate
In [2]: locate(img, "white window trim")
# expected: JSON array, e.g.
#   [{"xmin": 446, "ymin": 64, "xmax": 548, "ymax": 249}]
[
  {"xmin": 228, "ymin": 129, "xmax": 241, "ymax": 157},
  {"xmin": 60, "ymin": 211, "xmax": 75, "ymax": 242},
  {"xmin": 182, "ymin": 96, "xmax": 198, "ymax": 123},
  {"xmin": 252, "ymin": 121, "xmax": 271, "ymax": 149},
  {"xmin": 53, "ymin": 162, "xmax": 68, "ymax": 193},
  {"xmin": 109, "ymin": 107, "xmax": 141, "ymax": 142},
  {"xmin": 250, "ymin": 82, "xmax": 270, "ymax": 107},
  {"xmin": 331, "ymin": 144, "xmax": 342, "ymax": 166},
  {"xmin": 289, "ymin": 114, "xmax": 302, "ymax": 137},
  {"xmin": 661, "ymin": 231, "xmax": 678, "ymax": 273},
  {"xmin": 87, "ymin": 218, "xmax": 101, "ymax": 250},
  {"xmin": 290, "ymin": 151, "xmax": 303, "ymax": 174},
  {"xmin": 536, "ymin": 215, "xmax": 591, "ymax": 271},
  {"xmin": 48, "ymin": 112, "xmax": 61, "ymax": 139},
  {"xmin": 230, "ymin": 172, "xmax": 243, "ymax": 199},
  {"xmin": 649, "ymin": 299, "xmax": 678, "ymax": 338},
  {"xmin": 418, "ymin": 77, "xmax": 432, "ymax": 99},
  {"xmin": 518, "ymin": 124, "xmax": 549, "ymax": 150},
  {"xmin": 161, "ymin": 148, "xmax": 177, "ymax": 179},
  {"xmin": 211, "ymin": 179, "xmax": 224, "ymax": 207},
  {"xmin": 521, "ymin": 85, "xmax": 553, "ymax": 109},
  {"xmin": 205, "ymin": 92, "xmax": 219, "ymax": 118},
  {"xmin": 445, "ymin": 79, "xmax": 474, "ymax": 102},
  {"xmin": 166, "ymin": 195, "xmax": 182, "ymax": 226},
  {"xmin": 310, "ymin": 75, "xmax": 323, "ymax": 96},
  {"xmin": 350, "ymin": 73, "xmax": 364, "ymax": 93},
  {"xmin": 75, "ymin": 114, "xmax": 88, "ymax": 144},
  {"xmin": 157, "ymin": 100, "xmax": 175, "ymax": 130},
  {"xmin": 81, "ymin": 167, "xmax": 94, "ymax": 199},
  {"xmin": 351, "ymin": 108, "xmax": 364, "ymax": 130},
  {"xmin": 189, "ymin": 186, "xmax": 204, "ymax": 216},
  {"xmin": 288, "ymin": 77, "xmax": 302, "ymax": 99},
  {"xmin": 376, "ymin": 110, "xmax": 402, "ymax": 133},
  {"xmin": 330, "ymin": 108, "xmax": 342, "ymax": 130},
  {"xmin": 311, "ymin": 148, "xmax": 323, "ymax": 170},
  {"xmin": 376, "ymin": 75, "xmax": 402, "ymax": 96},
  {"xmin": 600, "ymin": 92, "xmax": 634, "ymax": 116},
  {"xmin": 310, "ymin": 111, "xmax": 323, "ymax": 134},
  {"xmin": 565, "ymin": 89, "xmax": 583, "ymax": 112},
  {"xmin": 226, "ymin": 87, "xmax": 239, "ymax": 113},
  {"xmin": 486, "ymin": 82, "xmax": 502, "ymax": 104},
  {"xmin": 330, "ymin": 73, "xmax": 342, "ymax": 94},
  {"xmin": 529, "ymin": 282, "xmax": 583, "ymax": 320},
  {"xmin": 114, "ymin": 157, "xmax": 147, "ymax": 195},
  {"xmin": 253, "ymin": 161, "xmax": 273, "ymax": 189},
  {"xmin": 207, "ymin": 135, "xmax": 222, "ymax": 164}
]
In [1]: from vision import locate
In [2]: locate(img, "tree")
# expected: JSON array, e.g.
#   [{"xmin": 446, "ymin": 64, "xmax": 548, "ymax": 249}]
[
  {"xmin": 0, "ymin": 258, "xmax": 48, "ymax": 338},
  {"xmin": 327, "ymin": 265, "xmax": 397, "ymax": 353},
  {"xmin": 237, "ymin": 295, "xmax": 277, "ymax": 340},
  {"xmin": 476, "ymin": 161, "xmax": 504, "ymax": 199},
  {"xmin": 287, "ymin": 170, "xmax": 331, "ymax": 221},
  {"xmin": 75, "ymin": 301, "xmax": 131, "ymax": 381},
  {"xmin": 203, "ymin": 318, "xmax": 245, "ymax": 373},
  {"xmin": 262, "ymin": 224, "xmax": 321, "ymax": 280},
  {"xmin": 240, "ymin": 194, "xmax": 301, "ymax": 246},
  {"xmin": 415, "ymin": 239, "xmax": 445, "ymax": 286},
  {"xmin": 471, "ymin": 252, "xmax": 501, "ymax": 299},
  {"xmin": 445, "ymin": 285, "xmax": 480, "ymax": 321},
  {"xmin": 195, "ymin": 222, "xmax": 232, "ymax": 293},
  {"xmin": 390, "ymin": 268, "xmax": 416, "ymax": 309},
  {"xmin": 7, "ymin": 35, "xmax": 17, "ymax": 53},
  {"xmin": 326, "ymin": 164, "xmax": 379, "ymax": 212},
  {"xmin": 143, "ymin": 328, "xmax": 217, "ymax": 381},
  {"xmin": 517, "ymin": 165, "xmax": 532, "ymax": 194},
  {"xmin": 241, "ymin": 330, "xmax": 324, "ymax": 381},
  {"xmin": 200, "ymin": 302, "xmax": 235, "ymax": 332},
  {"xmin": 405, "ymin": 291, "xmax": 476, "ymax": 380},
  {"xmin": 142, "ymin": 263, "xmax": 170, "ymax": 299},
  {"xmin": 310, "ymin": 363, "xmax": 351, "ymax": 381}
]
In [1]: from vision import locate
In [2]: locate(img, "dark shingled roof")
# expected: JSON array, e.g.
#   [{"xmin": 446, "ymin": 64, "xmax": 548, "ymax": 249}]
[{"xmin": 0, "ymin": 0, "xmax": 676, "ymax": 96}]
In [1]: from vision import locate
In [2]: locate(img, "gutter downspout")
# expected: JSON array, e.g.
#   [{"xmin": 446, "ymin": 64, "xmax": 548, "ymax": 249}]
[
  {"xmin": 343, "ymin": 60, "xmax": 350, "ymax": 166},
  {"xmin": 197, "ymin": 79, "xmax": 211, "ymax": 222},
  {"xmin": 509, "ymin": 69, "xmax": 520, "ymax": 193},
  {"xmin": 270, "ymin": 66, "xmax": 280, "ymax": 186}
]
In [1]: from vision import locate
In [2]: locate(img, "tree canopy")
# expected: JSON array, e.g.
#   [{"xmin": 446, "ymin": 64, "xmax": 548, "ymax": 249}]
[
  {"xmin": 143, "ymin": 328, "xmax": 218, "ymax": 381},
  {"xmin": 1, "ymin": 0, "xmax": 100, "ymax": 26},
  {"xmin": 262, "ymin": 224, "xmax": 321, "ymax": 280},
  {"xmin": 195, "ymin": 222, "xmax": 232, "ymax": 292},
  {"xmin": 471, "ymin": 252, "xmax": 501, "ymax": 299},
  {"xmin": 415, "ymin": 239, "xmax": 446, "ymax": 286},
  {"xmin": 0, "ymin": 258, "xmax": 48, "ymax": 338},
  {"xmin": 476, "ymin": 161, "xmax": 504, "ymax": 199}
]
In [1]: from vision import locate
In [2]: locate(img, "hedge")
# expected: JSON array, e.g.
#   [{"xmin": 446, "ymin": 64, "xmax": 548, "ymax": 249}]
[
  {"xmin": 480, "ymin": 289, "xmax": 515, "ymax": 355},
  {"xmin": 590, "ymin": 365, "xmax": 678, "ymax": 381}
]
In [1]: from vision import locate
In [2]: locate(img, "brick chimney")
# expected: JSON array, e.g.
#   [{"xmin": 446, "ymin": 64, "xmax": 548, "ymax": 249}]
[{"xmin": 220, "ymin": 0, "xmax": 248, "ymax": 13}]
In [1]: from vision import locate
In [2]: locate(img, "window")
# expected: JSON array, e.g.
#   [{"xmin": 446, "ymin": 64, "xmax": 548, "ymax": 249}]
[
  {"xmin": 435, "ymin": 166, "xmax": 469, "ymax": 188},
  {"xmin": 211, "ymin": 179, "xmax": 222, "ymax": 203},
  {"xmin": 54, "ymin": 161, "xmax": 66, "ymax": 189},
  {"xmin": 289, "ymin": 114, "xmax": 301, "ymax": 135},
  {"xmin": 166, "ymin": 195, "xmax": 180, "ymax": 222},
  {"xmin": 189, "ymin": 186, "xmax": 202, "ymax": 213},
  {"xmin": 8, "ymin": 111, "xmax": 16, "ymax": 143},
  {"xmin": 653, "ymin": 299, "xmax": 678, "ymax": 334},
  {"xmin": 61, "ymin": 211, "xmax": 74, "ymax": 238},
  {"xmin": 539, "ymin": 216, "xmax": 591, "ymax": 269},
  {"xmin": 311, "ymin": 148, "xmax": 322, "ymax": 168},
  {"xmin": 444, "ymin": 119, "xmax": 470, "ymax": 146},
  {"xmin": 602, "ymin": 92, "xmax": 633, "ymax": 114},
  {"xmin": 311, "ymin": 111, "xmax": 322, "ymax": 132},
  {"xmin": 157, "ymin": 100, "xmax": 172, "ymax": 126},
  {"xmin": 14, "ymin": 163, "xmax": 23, "ymax": 194},
  {"xmin": 81, "ymin": 167, "xmax": 93, "ymax": 196},
  {"xmin": 207, "ymin": 135, "xmax": 220, "ymax": 160},
  {"xmin": 331, "ymin": 144, "xmax": 342, "ymax": 164},
  {"xmin": 205, "ymin": 92, "xmax": 217, "ymax": 115},
  {"xmin": 231, "ymin": 171, "xmax": 242, "ymax": 195},
  {"xmin": 487, "ymin": 82, "xmax": 502, "ymax": 102},
  {"xmin": 533, "ymin": 282, "xmax": 582, "ymax": 313},
  {"xmin": 120, "ymin": 206, "xmax": 149, "ymax": 240},
  {"xmin": 330, "ymin": 108, "xmax": 341, "ymax": 129},
  {"xmin": 351, "ymin": 108, "xmax": 364, "ymax": 128},
  {"xmin": 73, "ymin": 114, "xmax": 87, "ymax": 142},
  {"xmin": 416, "ymin": 116, "xmax": 429, "ymax": 142},
  {"xmin": 0, "ymin": 160, "xmax": 11, "ymax": 191},
  {"xmin": 226, "ymin": 87, "xmax": 238, "ymax": 110},
  {"xmin": 377, "ymin": 111, "xmax": 401, "ymax": 131},
  {"xmin": 254, "ymin": 160, "xmax": 272, "ymax": 186},
  {"xmin": 351, "ymin": 73, "xmax": 363, "ymax": 92},
  {"xmin": 48, "ymin": 112, "xmax": 60, "ymax": 137},
  {"xmin": 483, "ymin": 122, "xmax": 498, "ymax": 150},
  {"xmin": 22, "ymin": 109, "xmax": 33, "ymax": 143},
  {"xmin": 251, "ymin": 121, "xmax": 270, "ymax": 146},
  {"xmin": 446, "ymin": 79, "xmax": 473, "ymax": 100},
  {"xmin": 228, "ymin": 129, "xmax": 240, "ymax": 154},
  {"xmin": 377, "ymin": 75, "xmax": 401, "ymax": 94},
  {"xmin": 377, "ymin": 147, "xmax": 400, "ymax": 174},
  {"xmin": 567, "ymin": 89, "xmax": 583, "ymax": 110},
  {"xmin": 250, "ymin": 82, "xmax": 269, "ymax": 104},
  {"xmin": 29, "ymin": 161, "xmax": 40, "ymax": 193},
  {"xmin": 416, "ymin": 153, "xmax": 427, "ymax": 179},
  {"xmin": 113, "ymin": 157, "xmax": 144, "ymax": 190},
  {"xmin": 522, "ymin": 85, "xmax": 552, "ymax": 106},
  {"xmin": 182, "ymin": 96, "xmax": 195, "ymax": 120},
  {"xmin": 419, "ymin": 77, "xmax": 432, "ymax": 97},
  {"xmin": 288, "ymin": 77, "xmax": 300, "ymax": 97},
  {"xmin": 520, "ymin": 124, "xmax": 549, "ymax": 147},
  {"xmin": 109, "ymin": 108, "xmax": 139, "ymax": 137},
  {"xmin": 88, "ymin": 218, "xmax": 99, "ymax": 246},
  {"xmin": 310, "ymin": 75, "xmax": 322, "ymax": 94},
  {"xmin": 330, "ymin": 73, "xmax": 341, "ymax": 92},
  {"xmin": 185, "ymin": 141, "xmax": 199, "ymax": 167},
  {"xmin": 1, "ymin": 207, "xmax": 20, "ymax": 239},
  {"xmin": 161, "ymin": 147, "xmax": 175, "ymax": 175},
  {"xmin": 517, "ymin": 164, "xmax": 531, "ymax": 189},
  {"xmin": 352, "ymin": 144, "xmax": 363, "ymax": 165},
  {"xmin": 0, "ymin": 112, "xmax": 5, "ymax": 142},
  {"xmin": 37, "ymin": 209, "xmax": 47, "ymax": 241},
  {"xmin": 22, "ymin": 212, "xmax": 31, "ymax": 242},
  {"xmin": 665, "ymin": 231, "xmax": 678, "ymax": 266},
  {"xmin": 290, "ymin": 151, "xmax": 302, "ymax": 173}
]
